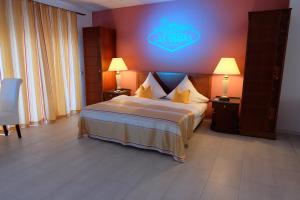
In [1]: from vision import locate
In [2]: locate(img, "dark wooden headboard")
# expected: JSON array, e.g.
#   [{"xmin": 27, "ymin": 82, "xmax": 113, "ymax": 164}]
[{"xmin": 136, "ymin": 72, "xmax": 212, "ymax": 99}]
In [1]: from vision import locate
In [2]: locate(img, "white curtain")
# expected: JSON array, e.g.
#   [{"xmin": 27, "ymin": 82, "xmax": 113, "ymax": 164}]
[{"xmin": 0, "ymin": 0, "xmax": 82, "ymax": 125}]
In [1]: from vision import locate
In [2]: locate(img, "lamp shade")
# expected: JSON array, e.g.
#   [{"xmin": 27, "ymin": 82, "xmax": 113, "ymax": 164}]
[
  {"xmin": 108, "ymin": 58, "xmax": 128, "ymax": 72},
  {"xmin": 213, "ymin": 58, "xmax": 240, "ymax": 75}
]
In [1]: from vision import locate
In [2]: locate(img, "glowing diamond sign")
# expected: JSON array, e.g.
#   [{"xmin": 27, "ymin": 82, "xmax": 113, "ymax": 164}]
[{"xmin": 147, "ymin": 19, "xmax": 200, "ymax": 53}]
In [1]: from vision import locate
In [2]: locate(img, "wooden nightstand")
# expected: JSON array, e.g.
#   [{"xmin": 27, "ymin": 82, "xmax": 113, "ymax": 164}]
[
  {"xmin": 103, "ymin": 89, "xmax": 131, "ymax": 101},
  {"xmin": 211, "ymin": 97, "xmax": 241, "ymax": 134}
]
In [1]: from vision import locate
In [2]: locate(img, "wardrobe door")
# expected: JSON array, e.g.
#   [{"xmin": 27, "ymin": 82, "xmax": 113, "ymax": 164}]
[
  {"xmin": 99, "ymin": 28, "xmax": 117, "ymax": 91},
  {"xmin": 83, "ymin": 27, "xmax": 103, "ymax": 105},
  {"xmin": 240, "ymin": 9, "xmax": 291, "ymax": 139},
  {"xmin": 83, "ymin": 27, "xmax": 116, "ymax": 105},
  {"xmin": 99, "ymin": 28, "xmax": 116, "ymax": 71}
]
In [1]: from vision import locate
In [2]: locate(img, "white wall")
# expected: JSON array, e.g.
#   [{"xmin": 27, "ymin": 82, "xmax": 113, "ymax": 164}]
[
  {"xmin": 277, "ymin": 0, "xmax": 300, "ymax": 135},
  {"xmin": 34, "ymin": 0, "xmax": 90, "ymax": 15}
]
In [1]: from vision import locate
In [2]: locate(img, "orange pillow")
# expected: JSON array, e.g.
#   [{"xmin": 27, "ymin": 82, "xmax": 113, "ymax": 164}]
[
  {"xmin": 138, "ymin": 86, "xmax": 153, "ymax": 99},
  {"xmin": 172, "ymin": 89, "xmax": 190, "ymax": 104}
]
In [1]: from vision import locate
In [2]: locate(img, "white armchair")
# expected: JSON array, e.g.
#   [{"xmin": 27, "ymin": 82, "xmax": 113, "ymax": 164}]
[{"xmin": 0, "ymin": 78, "xmax": 22, "ymax": 138}]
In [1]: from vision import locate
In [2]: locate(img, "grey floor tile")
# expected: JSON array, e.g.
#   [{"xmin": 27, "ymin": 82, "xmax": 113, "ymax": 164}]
[
  {"xmin": 200, "ymin": 181, "xmax": 238, "ymax": 200},
  {"xmin": 1, "ymin": 116, "xmax": 300, "ymax": 200}
]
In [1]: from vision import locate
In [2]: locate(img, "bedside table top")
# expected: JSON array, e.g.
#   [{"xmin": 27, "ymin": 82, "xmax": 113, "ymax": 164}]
[
  {"xmin": 212, "ymin": 97, "xmax": 241, "ymax": 105},
  {"xmin": 104, "ymin": 89, "xmax": 131, "ymax": 95}
]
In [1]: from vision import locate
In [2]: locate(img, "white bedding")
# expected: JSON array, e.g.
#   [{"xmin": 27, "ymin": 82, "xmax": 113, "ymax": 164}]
[
  {"xmin": 156, "ymin": 98, "xmax": 207, "ymax": 129},
  {"xmin": 80, "ymin": 95, "xmax": 207, "ymax": 135}
]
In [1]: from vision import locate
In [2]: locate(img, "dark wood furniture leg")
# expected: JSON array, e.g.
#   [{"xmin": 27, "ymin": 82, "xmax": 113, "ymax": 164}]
[
  {"xmin": 16, "ymin": 125, "xmax": 21, "ymax": 138},
  {"xmin": 3, "ymin": 125, "xmax": 8, "ymax": 136}
]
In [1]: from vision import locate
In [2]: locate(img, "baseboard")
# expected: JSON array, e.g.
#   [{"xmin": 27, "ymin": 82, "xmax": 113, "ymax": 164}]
[{"xmin": 277, "ymin": 129, "xmax": 300, "ymax": 136}]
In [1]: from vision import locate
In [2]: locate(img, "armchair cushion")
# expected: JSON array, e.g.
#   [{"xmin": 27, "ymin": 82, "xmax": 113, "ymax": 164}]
[{"xmin": 0, "ymin": 112, "xmax": 19, "ymax": 125}]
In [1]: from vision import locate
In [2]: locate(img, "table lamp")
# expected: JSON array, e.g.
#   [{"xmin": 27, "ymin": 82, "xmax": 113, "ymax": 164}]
[
  {"xmin": 108, "ymin": 58, "xmax": 128, "ymax": 91},
  {"xmin": 213, "ymin": 58, "xmax": 240, "ymax": 101}
]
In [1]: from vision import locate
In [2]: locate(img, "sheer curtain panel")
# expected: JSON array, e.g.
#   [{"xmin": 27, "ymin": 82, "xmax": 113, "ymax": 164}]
[{"xmin": 0, "ymin": 0, "xmax": 82, "ymax": 125}]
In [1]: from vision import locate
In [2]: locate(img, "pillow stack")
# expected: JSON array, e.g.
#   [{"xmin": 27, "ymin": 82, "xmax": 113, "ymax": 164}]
[
  {"xmin": 135, "ymin": 73, "xmax": 166, "ymax": 99},
  {"xmin": 136, "ymin": 73, "xmax": 209, "ymax": 104},
  {"xmin": 167, "ymin": 75, "xmax": 209, "ymax": 103}
]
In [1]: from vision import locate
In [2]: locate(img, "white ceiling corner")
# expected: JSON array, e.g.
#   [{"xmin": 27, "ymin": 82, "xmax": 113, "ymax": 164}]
[{"xmin": 58, "ymin": 0, "xmax": 175, "ymax": 12}]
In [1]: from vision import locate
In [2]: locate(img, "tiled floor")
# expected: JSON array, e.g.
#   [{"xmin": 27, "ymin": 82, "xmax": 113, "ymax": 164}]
[{"xmin": 0, "ymin": 115, "xmax": 300, "ymax": 200}]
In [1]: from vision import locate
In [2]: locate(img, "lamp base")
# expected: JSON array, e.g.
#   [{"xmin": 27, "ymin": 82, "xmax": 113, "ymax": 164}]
[
  {"xmin": 114, "ymin": 89, "xmax": 122, "ymax": 92},
  {"xmin": 116, "ymin": 71, "xmax": 121, "ymax": 91},
  {"xmin": 219, "ymin": 96, "xmax": 230, "ymax": 101}
]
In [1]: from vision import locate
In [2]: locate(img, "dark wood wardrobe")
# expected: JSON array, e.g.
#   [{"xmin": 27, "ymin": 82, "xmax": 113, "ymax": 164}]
[
  {"xmin": 240, "ymin": 9, "xmax": 291, "ymax": 139},
  {"xmin": 83, "ymin": 27, "xmax": 116, "ymax": 105}
]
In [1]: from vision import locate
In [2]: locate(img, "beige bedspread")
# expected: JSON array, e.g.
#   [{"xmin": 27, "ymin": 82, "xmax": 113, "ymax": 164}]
[{"xmin": 79, "ymin": 98, "xmax": 195, "ymax": 162}]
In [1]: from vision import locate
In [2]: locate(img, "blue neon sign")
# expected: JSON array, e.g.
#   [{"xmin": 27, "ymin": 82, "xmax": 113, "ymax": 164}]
[{"xmin": 147, "ymin": 19, "xmax": 200, "ymax": 53}]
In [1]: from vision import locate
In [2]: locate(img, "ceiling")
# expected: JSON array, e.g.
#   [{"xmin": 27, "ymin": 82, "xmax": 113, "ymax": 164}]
[{"xmin": 59, "ymin": 0, "xmax": 175, "ymax": 11}]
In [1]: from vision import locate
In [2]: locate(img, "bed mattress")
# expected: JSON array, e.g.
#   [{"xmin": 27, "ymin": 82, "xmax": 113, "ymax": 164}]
[{"xmin": 79, "ymin": 95, "xmax": 207, "ymax": 161}]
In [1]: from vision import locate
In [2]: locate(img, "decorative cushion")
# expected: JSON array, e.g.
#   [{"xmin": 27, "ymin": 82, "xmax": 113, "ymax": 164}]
[
  {"xmin": 135, "ymin": 73, "xmax": 166, "ymax": 99},
  {"xmin": 167, "ymin": 75, "xmax": 209, "ymax": 103},
  {"xmin": 138, "ymin": 86, "xmax": 153, "ymax": 99},
  {"xmin": 171, "ymin": 89, "xmax": 190, "ymax": 104}
]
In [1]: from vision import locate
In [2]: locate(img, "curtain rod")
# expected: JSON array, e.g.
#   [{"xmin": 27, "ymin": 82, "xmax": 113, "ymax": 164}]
[{"xmin": 33, "ymin": 1, "xmax": 86, "ymax": 16}]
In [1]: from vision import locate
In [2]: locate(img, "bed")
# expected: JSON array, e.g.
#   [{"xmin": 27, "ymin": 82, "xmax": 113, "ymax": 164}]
[{"xmin": 79, "ymin": 72, "xmax": 211, "ymax": 162}]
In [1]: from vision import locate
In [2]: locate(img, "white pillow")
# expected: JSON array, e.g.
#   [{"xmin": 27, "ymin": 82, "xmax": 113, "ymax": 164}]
[
  {"xmin": 135, "ymin": 73, "xmax": 167, "ymax": 99},
  {"xmin": 166, "ymin": 75, "xmax": 209, "ymax": 103}
]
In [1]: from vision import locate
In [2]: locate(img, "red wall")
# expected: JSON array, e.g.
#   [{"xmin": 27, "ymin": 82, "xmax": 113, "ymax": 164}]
[{"xmin": 93, "ymin": 0, "xmax": 289, "ymax": 98}]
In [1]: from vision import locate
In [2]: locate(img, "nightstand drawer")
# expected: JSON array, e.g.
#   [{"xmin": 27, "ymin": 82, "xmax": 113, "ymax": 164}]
[
  {"xmin": 212, "ymin": 102, "xmax": 239, "ymax": 111},
  {"xmin": 211, "ymin": 97, "xmax": 240, "ymax": 134}
]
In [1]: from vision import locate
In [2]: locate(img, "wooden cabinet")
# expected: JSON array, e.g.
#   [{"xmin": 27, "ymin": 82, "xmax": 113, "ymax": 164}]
[
  {"xmin": 83, "ymin": 27, "xmax": 116, "ymax": 105},
  {"xmin": 103, "ymin": 89, "xmax": 131, "ymax": 101},
  {"xmin": 240, "ymin": 9, "xmax": 291, "ymax": 139},
  {"xmin": 211, "ymin": 98, "xmax": 240, "ymax": 134}
]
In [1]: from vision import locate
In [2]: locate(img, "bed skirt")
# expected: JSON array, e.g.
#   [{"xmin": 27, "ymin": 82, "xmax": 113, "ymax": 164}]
[{"xmin": 79, "ymin": 117, "xmax": 186, "ymax": 162}]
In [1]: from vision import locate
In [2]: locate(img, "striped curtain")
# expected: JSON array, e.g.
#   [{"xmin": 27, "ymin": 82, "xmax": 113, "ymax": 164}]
[{"xmin": 0, "ymin": 0, "xmax": 82, "ymax": 125}]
